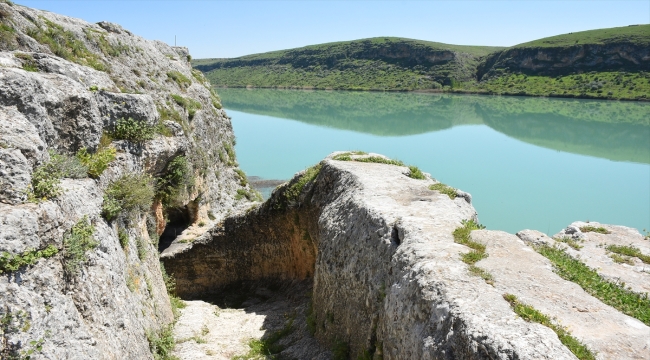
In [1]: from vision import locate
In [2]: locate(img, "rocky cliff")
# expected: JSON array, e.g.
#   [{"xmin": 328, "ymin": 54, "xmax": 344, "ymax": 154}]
[
  {"xmin": 165, "ymin": 153, "xmax": 650, "ymax": 359},
  {"xmin": 477, "ymin": 42, "xmax": 650, "ymax": 80},
  {"xmin": 0, "ymin": 2, "xmax": 254, "ymax": 358}
]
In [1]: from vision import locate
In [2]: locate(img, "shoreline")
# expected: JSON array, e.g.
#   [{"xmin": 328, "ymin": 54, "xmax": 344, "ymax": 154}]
[{"xmin": 212, "ymin": 85, "xmax": 650, "ymax": 102}]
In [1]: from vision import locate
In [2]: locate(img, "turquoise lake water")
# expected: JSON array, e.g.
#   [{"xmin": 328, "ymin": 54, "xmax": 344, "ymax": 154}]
[{"xmin": 220, "ymin": 88, "xmax": 650, "ymax": 235}]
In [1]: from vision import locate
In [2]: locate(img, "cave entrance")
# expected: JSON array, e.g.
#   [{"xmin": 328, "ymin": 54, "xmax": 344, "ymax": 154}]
[{"xmin": 158, "ymin": 205, "xmax": 192, "ymax": 252}]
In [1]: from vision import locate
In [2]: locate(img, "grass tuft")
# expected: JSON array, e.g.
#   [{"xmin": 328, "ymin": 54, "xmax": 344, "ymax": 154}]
[
  {"xmin": 606, "ymin": 244, "xmax": 650, "ymax": 264},
  {"xmin": 503, "ymin": 293, "xmax": 595, "ymax": 360},
  {"xmin": 167, "ymin": 71, "xmax": 191, "ymax": 89},
  {"xmin": 554, "ymin": 236, "xmax": 584, "ymax": 250},
  {"xmin": 453, "ymin": 219, "xmax": 493, "ymax": 283},
  {"xmin": 580, "ymin": 225, "xmax": 611, "ymax": 234},
  {"xmin": 284, "ymin": 163, "xmax": 321, "ymax": 202},
  {"xmin": 102, "ymin": 173, "xmax": 155, "ymax": 222},
  {"xmin": 146, "ymin": 324, "xmax": 179, "ymax": 360},
  {"xmin": 76, "ymin": 146, "xmax": 116, "ymax": 178},
  {"xmin": 63, "ymin": 216, "xmax": 97, "ymax": 275},
  {"xmin": 111, "ymin": 117, "xmax": 157, "ymax": 143},
  {"xmin": 429, "ymin": 182, "xmax": 457, "ymax": 199}
]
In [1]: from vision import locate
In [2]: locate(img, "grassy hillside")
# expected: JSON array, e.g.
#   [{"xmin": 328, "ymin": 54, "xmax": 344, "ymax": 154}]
[
  {"xmin": 194, "ymin": 37, "xmax": 503, "ymax": 91},
  {"xmin": 196, "ymin": 25, "xmax": 650, "ymax": 100},
  {"xmin": 513, "ymin": 24, "xmax": 650, "ymax": 48}
]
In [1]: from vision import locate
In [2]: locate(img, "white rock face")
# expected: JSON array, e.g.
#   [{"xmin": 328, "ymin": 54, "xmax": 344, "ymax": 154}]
[{"xmin": 0, "ymin": 2, "xmax": 253, "ymax": 358}]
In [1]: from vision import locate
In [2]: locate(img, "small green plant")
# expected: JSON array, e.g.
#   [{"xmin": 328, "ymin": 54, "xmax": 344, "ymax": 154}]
[
  {"xmin": 332, "ymin": 153, "xmax": 426, "ymax": 179},
  {"xmin": 284, "ymin": 163, "xmax": 322, "ymax": 202},
  {"xmin": 223, "ymin": 142, "xmax": 237, "ymax": 165},
  {"xmin": 453, "ymin": 219, "xmax": 492, "ymax": 283},
  {"xmin": 1, "ymin": 309, "xmax": 48, "ymax": 360},
  {"xmin": 146, "ymin": 324, "xmax": 178, "ymax": 360},
  {"xmin": 102, "ymin": 173, "xmax": 155, "ymax": 222},
  {"xmin": 0, "ymin": 245, "xmax": 59, "ymax": 274},
  {"xmin": 609, "ymin": 253, "xmax": 634, "ymax": 265},
  {"xmin": 536, "ymin": 245, "xmax": 650, "ymax": 326},
  {"xmin": 468, "ymin": 265, "xmax": 494, "ymax": 284},
  {"xmin": 234, "ymin": 168, "xmax": 248, "ymax": 187},
  {"xmin": 28, "ymin": 150, "xmax": 88, "ymax": 201},
  {"xmin": 63, "ymin": 216, "xmax": 97, "ymax": 275},
  {"xmin": 167, "ymin": 71, "xmax": 191, "ymax": 89},
  {"xmin": 407, "ymin": 165, "xmax": 425, "ymax": 180},
  {"xmin": 161, "ymin": 262, "xmax": 185, "ymax": 318},
  {"xmin": 234, "ymin": 188, "xmax": 263, "ymax": 202},
  {"xmin": 503, "ymin": 294, "xmax": 595, "ymax": 360},
  {"xmin": 198, "ymin": 221, "xmax": 206, "ymax": 227},
  {"xmin": 136, "ymin": 237, "xmax": 147, "ymax": 260},
  {"xmin": 554, "ymin": 236, "xmax": 584, "ymax": 250},
  {"xmin": 606, "ymin": 244, "xmax": 650, "ymax": 264},
  {"xmin": 117, "ymin": 229, "xmax": 129, "ymax": 250},
  {"xmin": 76, "ymin": 146, "xmax": 116, "ymax": 178},
  {"xmin": 89, "ymin": 85, "xmax": 99, "ymax": 92},
  {"xmin": 111, "ymin": 117, "xmax": 156, "ymax": 143},
  {"xmin": 171, "ymin": 94, "xmax": 202, "ymax": 119},
  {"xmin": 580, "ymin": 225, "xmax": 611, "ymax": 234},
  {"xmin": 15, "ymin": 52, "xmax": 39, "ymax": 72},
  {"xmin": 156, "ymin": 156, "xmax": 192, "ymax": 208},
  {"xmin": 429, "ymin": 183, "xmax": 457, "ymax": 199},
  {"xmin": 26, "ymin": 18, "xmax": 106, "ymax": 71}
]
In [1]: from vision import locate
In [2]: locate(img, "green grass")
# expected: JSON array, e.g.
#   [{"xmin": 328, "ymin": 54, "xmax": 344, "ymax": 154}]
[
  {"xmin": 15, "ymin": 52, "xmax": 39, "ymax": 72},
  {"xmin": 332, "ymin": 152, "xmax": 425, "ymax": 179},
  {"xmin": 156, "ymin": 156, "xmax": 192, "ymax": 208},
  {"xmin": 606, "ymin": 244, "xmax": 650, "ymax": 264},
  {"xmin": 146, "ymin": 324, "xmax": 179, "ymax": 360},
  {"xmin": 580, "ymin": 225, "xmax": 611, "ymax": 234},
  {"xmin": 102, "ymin": 173, "xmax": 155, "ymax": 222},
  {"xmin": 0, "ymin": 245, "xmax": 58, "ymax": 274},
  {"xmin": 167, "ymin": 71, "xmax": 192, "ymax": 89},
  {"xmin": 609, "ymin": 253, "xmax": 634, "ymax": 265},
  {"xmin": 231, "ymin": 316, "xmax": 295, "ymax": 360},
  {"xmin": 171, "ymin": 94, "xmax": 202, "ymax": 120},
  {"xmin": 284, "ymin": 163, "xmax": 322, "ymax": 202},
  {"xmin": 503, "ymin": 294, "xmax": 595, "ymax": 360},
  {"xmin": 429, "ymin": 182, "xmax": 457, "ymax": 199},
  {"xmin": 465, "ymin": 71, "xmax": 650, "ymax": 101},
  {"xmin": 63, "ymin": 216, "xmax": 97, "ymax": 274},
  {"xmin": 28, "ymin": 150, "xmax": 88, "ymax": 201},
  {"xmin": 536, "ymin": 245, "xmax": 650, "ymax": 326},
  {"xmin": 111, "ymin": 117, "xmax": 157, "ymax": 142},
  {"xmin": 452, "ymin": 219, "xmax": 493, "ymax": 283},
  {"xmin": 76, "ymin": 146, "xmax": 116, "ymax": 178},
  {"xmin": 26, "ymin": 17, "xmax": 106, "ymax": 71},
  {"xmin": 514, "ymin": 24, "xmax": 650, "ymax": 48},
  {"xmin": 554, "ymin": 237, "xmax": 584, "ymax": 250}
]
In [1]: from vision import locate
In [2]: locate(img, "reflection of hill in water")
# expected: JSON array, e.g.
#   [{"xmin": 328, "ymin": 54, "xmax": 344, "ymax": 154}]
[
  {"xmin": 219, "ymin": 88, "xmax": 650, "ymax": 164},
  {"xmin": 219, "ymin": 89, "xmax": 483, "ymax": 136}
]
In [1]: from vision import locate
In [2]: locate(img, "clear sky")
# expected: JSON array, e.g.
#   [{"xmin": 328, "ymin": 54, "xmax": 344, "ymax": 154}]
[{"xmin": 15, "ymin": 0, "xmax": 650, "ymax": 59}]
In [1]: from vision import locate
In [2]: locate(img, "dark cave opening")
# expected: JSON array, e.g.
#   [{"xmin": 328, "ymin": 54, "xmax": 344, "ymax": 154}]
[{"xmin": 157, "ymin": 206, "xmax": 192, "ymax": 252}]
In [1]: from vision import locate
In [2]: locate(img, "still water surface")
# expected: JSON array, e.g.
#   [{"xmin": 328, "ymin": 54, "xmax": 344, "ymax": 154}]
[{"xmin": 221, "ymin": 88, "xmax": 650, "ymax": 235}]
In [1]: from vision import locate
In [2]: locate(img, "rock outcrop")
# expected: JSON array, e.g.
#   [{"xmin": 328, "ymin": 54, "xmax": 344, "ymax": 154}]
[
  {"xmin": 477, "ymin": 42, "xmax": 650, "ymax": 80},
  {"xmin": 165, "ymin": 153, "xmax": 649, "ymax": 359},
  {"xmin": 0, "ymin": 2, "xmax": 254, "ymax": 358}
]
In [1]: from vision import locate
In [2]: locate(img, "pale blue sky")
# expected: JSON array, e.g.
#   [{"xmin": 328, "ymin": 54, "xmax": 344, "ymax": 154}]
[{"xmin": 15, "ymin": 1, "xmax": 650, "ymax": 59}]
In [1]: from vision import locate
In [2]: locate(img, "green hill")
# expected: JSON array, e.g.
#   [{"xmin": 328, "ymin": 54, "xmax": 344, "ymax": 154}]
[
  {"xmin": 194, "ymin": 37, "xmax": 503, "ymax": 91},
  {"xmin": 195, "ymin": 25, "xmax": 650, "ymax": 100}
]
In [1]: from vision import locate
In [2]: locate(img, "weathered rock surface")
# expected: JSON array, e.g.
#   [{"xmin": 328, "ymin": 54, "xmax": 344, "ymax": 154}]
[
  {"xmin": 0, "ymin": 2, "xmax": 254, "ymax": 358},
  {"xmin": 168, "ymin": 155, "xmax": 620, "ymax": 359},
  {"xmin": 474, "ymin": 230, "xmax": 650, "ymax": 359}
]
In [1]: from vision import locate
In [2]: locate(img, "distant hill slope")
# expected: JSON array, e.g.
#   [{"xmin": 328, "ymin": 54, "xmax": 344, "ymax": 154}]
[
  {"xmin": 478, "ymin": 25, "xmax": 650, "ymax": 79},
  {"xmin": 195, "ymin": 25, "xmax": 650, "ymax": 100},
  {"xmin": 193, "ymin": 37, "xmax": 503, "ymax": 91}
]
